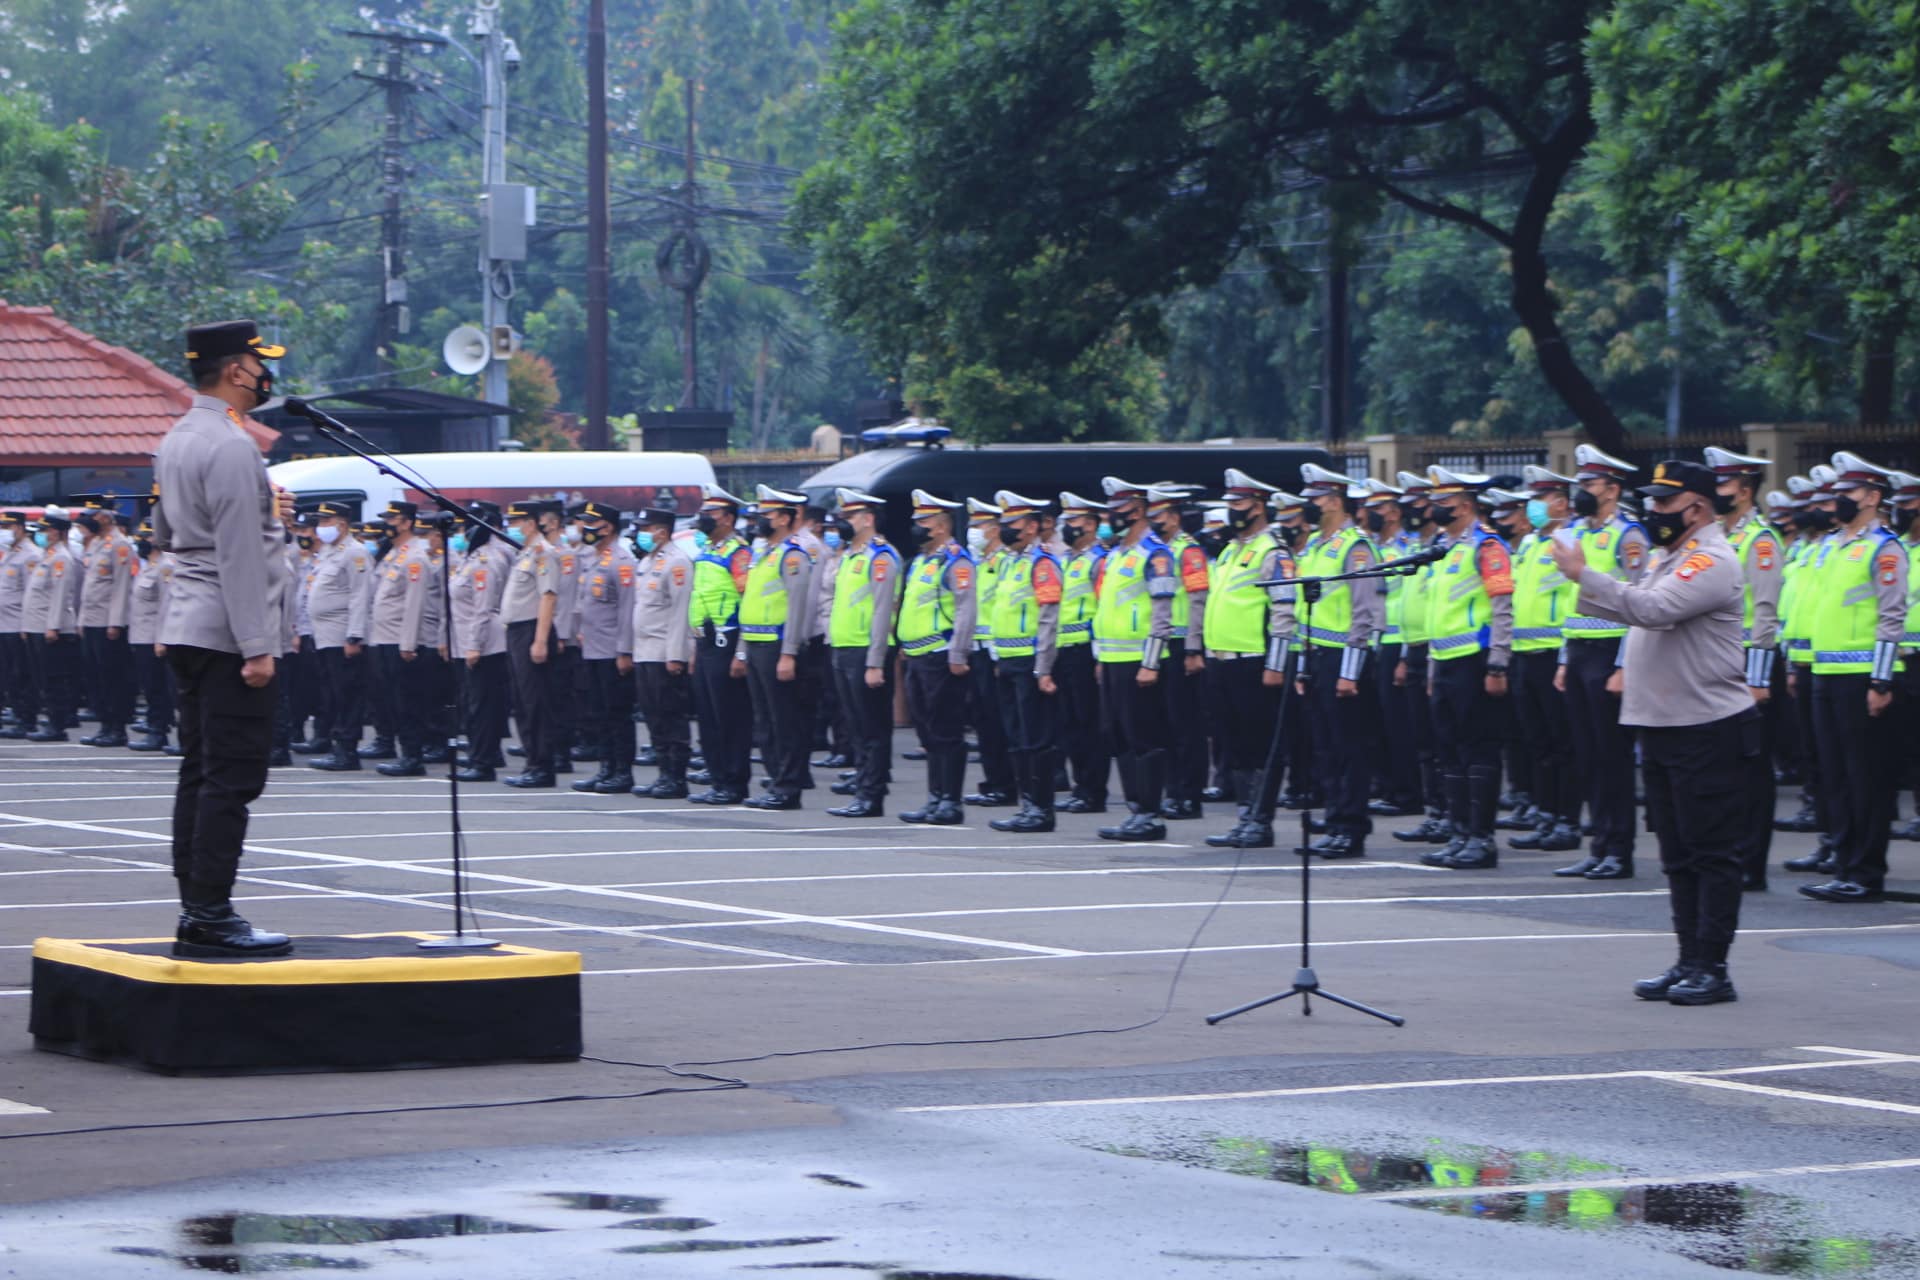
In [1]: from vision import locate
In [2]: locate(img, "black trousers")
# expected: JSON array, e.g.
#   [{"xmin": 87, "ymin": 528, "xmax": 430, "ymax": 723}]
[
  {"xmin": 1564, "ymin": 636, "xmax": 1636, "ymax": 860},
  {"xmin": 1898, "ymin": 663, "xmax": 1920, "ymax": 815},
  {"xmin": 1161, "ymin": 639, "xmax": 1206, "ymax": 803},
  {"xmin": 315, "ymin": 646, "xmax": 367, "ymax": 748},
  {"xmin": 1053, "ymin": 643, "xmax": 1108, "ymax": 804},
  {"xmin": 745, "ymin": 640, "xmax": 809, "ymax": 796},
  {"xmin": 1641, "ymin": 710, "xmax": 1761, "ymax": 967},
  {"xmin": 1787, "ymin": 663, "xmax": 1827, "ymax": 829},
  {"xmin": 802, "ymin": 636, "xmax": 837, "ymax": 752},
  {"xmin": 364, "ymin": 632, "xmax": 394, "ymax": 743},
  {"xmin": 637, "ymin": 660, "xmax": 693, "ymax": 779},
  {"xmin": 968, "ymin": 647, "xmax": 1014, "ymax": 794},
  {"xmin": 2, "ymin": 633, "xmax": 37, "ymax": 725},
  {"xmin": 30, "ymin": 633, "xmax": 81, "ymax": 729},
  {"xmin": 166, "ymin": 646, "xmax": 274, "ymax": 896},
  {"xmin": 1100, "ymin": 659, "xmax": 1170, "ymax": 813},
  {"xmin": 905, "ymin": 651, "xmax": 968, "ymax": 802},
  {"xmin": 83, "ymin": 626, "xmax": 134, "ymax": 727},
  {"xmin": 505, "ymin": 620, "xmax": 555, "ymax": 772},
  {"xmin": 462, "ymin": 651, "xmax": 510, "ymax": 768},
  {"xmin": 374, "ymin": 644, "xmax": 445, "ymax": 759},
  {"xmin": 832, "ymin": 645, "xmax": 893, "ymax": 799},
  {"xmin": 1812, "ymin": 672, "xmax": 1898, "ymax": 890},
  {"xmin": 289, "ymin": 635, "xmax": 329, "ymax": 741},
  {"xmin": 551, "ymin": 641, "xmax": 582, "ymax": 760},
  {"xmin": 1305, "ymin": 646, "xmax": 1378, "ymax": 838},
  {"xmin": 1208, "ymin": 655, "xmax": 1284, "ymax": 819},
  {"xmin": 1373, "ymin": 645, "xmax": 1421, "ymax": 808},
  {"xmin": 131, "ymin": 640, "xmax": 175, "ymax": 734},
  {"xmin": 692, "ymin": 633, "xmax": 751, "ymax": 793},
  {"xmin": 582, "ymin": 656, "xmax": 636, "ymax": 773},
  {"xmin": 1511, "ymin": 648, "xmax": 1575, "ymax": 825}
]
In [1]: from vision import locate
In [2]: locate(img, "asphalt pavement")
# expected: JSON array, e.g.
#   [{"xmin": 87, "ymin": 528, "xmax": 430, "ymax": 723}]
[{"xmin": 0, "ymin": 735, "xmax": 1917, "ymax": 1278}]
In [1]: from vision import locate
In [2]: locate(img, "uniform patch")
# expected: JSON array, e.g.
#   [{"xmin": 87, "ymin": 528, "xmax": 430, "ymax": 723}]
[
  {"xmin": 1880, "ymin": 552, "xmax": 1902, "ymax": 586},
  {"xmin": 475, "ymin": 568, "xmax": 488, "ymax": 590},
  {"xmin": 1179, "ymin": 545, "xmax": 1210, "ymax": 593},
  {"xmin": 1756, "ymin": 540, "xmax": 1775, "ymax": 571},
  {"xmin": 618, "ymin": 564, "xmax": 634, "ymax": 587},
  {"xmin": 953, "ymin": 563, "xmax": 973, "ymax": 590},
  {"xmin": 1623, "ymin": 540, "xmax": 1646, "ymax": 571},
  {"xmin": 115, "ymin": 544, "xmax": 129, "ymax": 560},
  {"xmin": 53, "ymin": 560, "xmax": 65, "ymax": 575},
  {"xmin": 1675, "ymin": 552, "xmax": 1714, "ymax": 582},
  {"xmin": 1478, "ymin": 542, "xmax": 1514, "ymax": 596},
  {"xmin": 408, "ymin": 561, "xmax": 422, "ymax": 583},
  {"xmin": 560, "ymin": 554, "xmax": 575, "ymax": 576},
  {"xmin": 1032, "ymin": 557, "xmax": 1063, "ymax": 605},
  {"xmin": 672, "ymin": 565, "xmax": 688, "ymax": 587},
  {"xmin": 354, "ymin": 556, "xmax": 368, "ymax": 571},
  {"xmin": 873, "ymin": 556, "xmax": 891, "ymax": 583},
  {"xmin": 1595, "ymin": 533, "xmax": 1612, "ymax": 550}
]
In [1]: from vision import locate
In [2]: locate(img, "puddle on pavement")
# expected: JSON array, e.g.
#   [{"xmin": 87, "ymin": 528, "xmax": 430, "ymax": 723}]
[
  {"xmin": 612, "ymin": 1215, "xmax": 717, "ymax": 1230},
  {"xmin": 181, "ymin": 1213, "xmax": 550, "ymax": 1247},
  {"xmin": 112, "ymin": 1246, "xmax": 369, "ymax": 1272},
  {"xmin": 1107, "ymin": 1135, "xmax": 1919, "ymax": 1276},
  {"xmin": 616, "ymin": 1234, "xmax": 838, "ymax": 1254},
  {"xmin": 543, "ymin": 1191, "xmax": 666, "ymax": 1214}
]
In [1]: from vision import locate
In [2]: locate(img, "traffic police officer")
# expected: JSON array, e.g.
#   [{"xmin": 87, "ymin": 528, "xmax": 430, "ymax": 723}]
[
  {"xmin": 1554, "ymin": 444, "xmax": 1649, "ymax": 881},
  {"xmin": 572, "ymin": 501, "xmax": 639, "ymax": 794},
  {"xmin": 1417, "ymin": 466, "xmax": 1515, "ymax": 871},
  {"xmin": 737, "ymin": 484, "xmax": 816, "ymax": 810},
  {"xmin": 628, "ymin": 507, "xmax": 696, "ymax": 798},
  {"xmin": 1146, "ymin": 485, "xmax": 1211, "ymax": 819},
  {"xmin": 304, "ymin": 501, "xmax": 373, "ymax": 772},
  {"xmin": 1361, "ymin": 478, "xmax": 1421, "ymax": 817},
  {"xmin": 1269, "ymin": 487, "xmax": 1320, "ymax": 810},
  {"xmin": 687, "ymin": 486, "xmax": 753, "ymax": 805},
  {"xmin": 1797, "ymin": 452, "xmax": 1908, "ymax": 903},
  {"xmin": 1094, "ymin": 477, "xmax": 1179, "ymax": 842},
  {"xmin": 449, "ymin": 501, "xmax": 513, "ymax": 782},
  {"xmin": 1055, "ymin": 490, "xmax": 1110, "ymax": 813},
  {"xmin": 1777, "ymin": 468, "xmax": 1839, "ymax": 853},
  {"xmin": 986, "ymin": 489, "xmax": 1064, "ymax": 833},
  {"xmin": 824, "ymin": 487, "xmax": 900, "ymax": 818},
  {"xmin": 500, "ymin": 500, "xmax": 560, "ymax": 788},
  {"xmin": 896, "ymin": 490, "xmax": 977, "ymax": 825},
  {"xmin": 1553, "ymin": 459, "xmax": 1756, "ymax": 1006},
  {"xmin": 1507, "ymin": 467, "xmax": 1582, "ymax": 853},
  {"xmin": 1200, "ymin": 468, "xmax": 1296, "ymax": 851},
  {"xmin": 964, "ymin": 497, "xmax": 1017, "ymax": 806},
  {"xmin": 1890, "ymin": 471, "xmax": 1920, "ymax": 842},
  {"xmin": 1705, "ymin": 446, "xmax": 1785, "ymax": 890},
  {"xmin": 22, "ymin": 507, "xmax": 82, "ymax": 740},
  {"xmin": 1295, "ymin": 462, "xmax": 1383, "ymax": 859},
  {"xmin": 0, "ymin": 510, "xmax": 41, "ymax": 737}
]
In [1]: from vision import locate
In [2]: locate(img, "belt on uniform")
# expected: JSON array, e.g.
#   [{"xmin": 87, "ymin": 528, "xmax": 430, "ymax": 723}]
[
  {"xmin": 1206, "ymin": 650, "xmax": 1262, "ymax": 661},
  {"xmin": 1429, "ymin": 631, "xmax": 1487, "ymax": 654},
  {"xmin": 1813, "ymin": 650, "xmax": 1872, "ymax": 664},
  {"xmin": 1093, "ymin": 638, "xmax": 1144, "ymax": 658},
  {"xmin": 740, "ymin": 623, "xmax": 783, "ymax": 640},
  {"xmin": 1561, "ymin": 617, "xmax": 1623, "ymax": 633},
  {"xmin": 1060, "ymin": 620, "xmax": 1092, "ymax": 637},
  {"xmin": 1513, "ymin": 626, "xmax": 1560, "ymax": 642},
  {"xmin": 900, "ymin": 630, "xmax": 952, "ymax": 656}
]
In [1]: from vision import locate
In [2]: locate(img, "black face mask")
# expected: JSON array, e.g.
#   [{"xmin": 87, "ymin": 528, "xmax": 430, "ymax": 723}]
[
  {"xmin": 1492, "ymin": 520, "xmax": 1517, "ymax": 543},
  {"xmin": 1572, "ymin": 487, "xmax": 1601, "ymax": 519},
  {"xmin": 1225, "ymin": 506, "xmax": 1256, "ymax": 533},
  {"xmin": 1109, "ymin": 509, "xmax": 1136, "ymax": 532},
  {"xmin": 695, "ymin": 512, "xmax": 720, "ymax": 537},
  {"xmin": 1061, "ymin": 521, "xmax": 1088, "ymax": 544},
  {"xmin": 1712, "ymin": 492, "xmax": 1737, "ymax": 516},
  {"xmin": 1178, "ymin": 507, "xmax": 1207, "ymax": 536},
  {"xmin": 1646, "ymin": 500, "xmax": 1701, "ymax": 548},
  {"xmin": 582, "ymin": 526, "xmax": 604, "ymax": 546},
  {"xmin": 1278, "ymin": 522, "xmax": 1305, "ymax": 550},
  {"xmin": 240, "ymin": 365, "xmax": 273, "ymax": 408},
  {"xmin": 909, "ymin": 523, "xmax": 934, "ymax": 548},
  {"xmin": 1299, "ymin": 502, "xmax": 1325, "ymax": 528},
  {"xmin": 1197, "ymin": 529, "xmax": 1229, "ymax": 557},
  {"xmin": 373, "ymin": 535, "xmax": 393, "ymax": 559},
  {"xmin": 1364, "ymin": 510, "xmax": 1386, "ymax": 535},
  {"xmin": 750, "ymin": 517, "xmax": 775, "ymax": 541},
  {"xmin": 468, "ymin": 524, "xmax": 492, "ymax": 550},
  {"xmin": 1802, "ymin": 508, "xmax": 1834, "ymax": 532},
  {"xmin": 296, "ymin": 535, "xmax": 313, "ymax": 550},
  {"xmin": 1833, "ymin": 495, "xmax": 1861, "ymax": 525},
  {"xmin": 135, "ymin": 538, "xmax": 153, "ymax": 558},
  {"xmin": 1428, "ymin": 501, "xmax": 1457, "ymax": 526},
  {"xmin": 1402, "ymin": 507, "xmax": 1426, "ymax": 532},
  {"xmin": 1892, "ymin": 505, "xmax": 1917, "ymax": 538},
  {"xmin": 998, "ymin": 521, "xmax": 1025, "ymax": 546}
]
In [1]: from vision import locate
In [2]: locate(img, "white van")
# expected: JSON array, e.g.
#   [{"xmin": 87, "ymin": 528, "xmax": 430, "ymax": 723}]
[{"xmin": 265, "ymin": 451, "xmax": 717, "ymax": 523}]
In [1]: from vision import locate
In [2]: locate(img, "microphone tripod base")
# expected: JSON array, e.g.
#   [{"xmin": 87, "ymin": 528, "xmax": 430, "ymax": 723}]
[
  {"xmin": 417, "ymin": 934, "xmax": 503, "ymax": 951},
  {"xmin": 1206, "ymin": 967, "xmax": 1406, "ymax": 1027}
]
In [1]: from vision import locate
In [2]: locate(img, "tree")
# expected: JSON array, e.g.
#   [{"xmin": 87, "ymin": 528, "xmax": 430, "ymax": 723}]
[
  {"xmin": 795, "ymin": 0, "xmax": 1635, "ymax": 449},
  {"xmin": 1587, "ymin": 0, "xmax": 1920, "ymax": 422}
]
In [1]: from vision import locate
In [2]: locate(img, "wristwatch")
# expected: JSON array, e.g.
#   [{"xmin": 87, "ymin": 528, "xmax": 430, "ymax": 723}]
[
  {"xmin": 1869, "ymin": 680, "xmax": 1893, "ymax": 695},
  {"xmin": 1486, "ymin": 664, "xmax": 1508, "ymax": 675}
]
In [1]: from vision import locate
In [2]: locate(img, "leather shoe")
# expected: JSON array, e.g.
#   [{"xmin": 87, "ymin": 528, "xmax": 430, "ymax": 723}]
[
  {"xmin": 1667, "ymin": 967, "xmax": 1738, "ymax": 1005},
  {"xmin": 0, "ymin": 726, "xmax": 26, "ymax": 739},
  {"xmin": 820, "ymin": 752, "xmax": 854, "ymax": 768},
  {"xmin": 127, "ymin": 733, "xmax": 169, "ymax": 752},
  {"xmin": 743, "ymin": 792, "xmax": 801, "ymax": 811},
  {"xmin": 1098, "ymin": 813, "xmax": 1167, "ymax": 842},
  {"xmin": 174, "ymin": 904, "xmax": 292, "ymax": 958},
  {"xmin": 1159, "ymin": 798, "xmax": 1202, "ymax": 820},
  {"xmin": 1314, "ymin": 834, "xmax": 1366, "ymax": 860},
  {"xmin": 1202, "ymin": 785, "xmax": 1230, "ymax": 803},
  {"xmin": 642, "ymin": 779, "xmax": 690, "ymax": 800},
  {"xmin": 1392, "ymin": 817, "xmax": 1452, "ymax": 844},
  {"xmin": 828, "ymin": 796, "xmax": 886, "ymax": 818},
  {"xmin": 635, "ymin": 745, "xmax": 658, "ymax": 767},
  {"xmin": 1782, "ymin": 848, "xmax": 1836, "ymax": 874},
  {"xmin": 1553, "ymin": 855, "xmax": 1604, "ymax": 878},
  {"xmin": 501, "ymin": 769, "xmax": 556, "ymax": 789},
  {"xmin": 25, "ymin": 727, "xmax": 67, "ymax": 742},
  {"xmin": 569, "ymin": 743, "xmax": 600, "ymax": 762},
  {"xmin": 1443, "ymin": 837, "xmax": 1497, "ymax": 870},
  {"xmin": 308, "ymin": 751, "xmax": 362, "ymax": 772},
  {"xmin": 1797, "ymin": 880, "xmax": 1884, "ymax": 903},
  {"xmin": 1367, "ymin": 799, "xmax": 1414, "ymax": 817},
  {"xmin": 357, "ymin": 739, "xmax": 396, "ymax": 760},
  {"xmin": 686, "ymin": 788, "xmax": 743, "ymax": 805},
  {"xmin": 1420, "ymin": 839, "xmax": 1467, "ymax": 868},
  {"xmin": 1535, "ymin": 824, "xmax": 1582, "ymax": 852},
  {"xmin": 88, "ymin": 730, "xmax": 128, "ymax": 748},
  {"xmin": 453, "ymin": 766, "xmax": 497, "ymax": 783},
  {"xmin": 1209, "ymin": 822, "xmax": 1274, "ymax": 850},
  {"xmin": 1892, "ymin": 818, "xmax": 1920, "ymax": 842},
  {"xmin": 1060, "ymin": 796, "xmax": 1107, "ymax": 814},
  {"xmin": 591, "ymin": 773, "xmax": 635, "ymax": 795},
  {"xmin": 1583, "ymin": 855, "xmax": 1634, "ymax": 880},
  {"xmin": 990, "ymin": 809, "xmax": 1055, "ymax": 833},
  {"xmin": 420, "ymin": 745, "xmax": 451, "ymax": 765},
  {"xmin": 377, "ymin": 758, "xmax": 426, "ymax": 778},
  {"xmin": 830, "ymin": 781, "xmax": 858, "ymax": 796},
  {"xmin": 1634, "ymin": 965, "xmax": 1689, "ymax": 1001},
  {"xmin": 1774, "ymin": 805, "xmax": 1820, "ymax": 833},
  {"xmin": 964, "ymin": 789, "xmax": 1015, "ymax": 807}
]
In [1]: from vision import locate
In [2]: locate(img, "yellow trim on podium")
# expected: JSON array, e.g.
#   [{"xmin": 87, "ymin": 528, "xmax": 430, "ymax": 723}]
[{"xmin": 32, "ymin": 933, "xmax": 582, "ymax": 987}]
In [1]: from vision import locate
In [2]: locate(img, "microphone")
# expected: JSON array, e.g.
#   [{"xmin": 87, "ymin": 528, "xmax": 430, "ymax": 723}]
[{"xmin": 283, "ymin": 397, "xmax": 367, "ymax": 444}]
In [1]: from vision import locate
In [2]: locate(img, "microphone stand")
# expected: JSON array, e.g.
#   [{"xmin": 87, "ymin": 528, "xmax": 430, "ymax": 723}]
[
  {"xmin": 293, "ymin": 402, "xmax": 512, "ymax": 952},
  {"xmin": 1206, "ymin": 546, "xmax": 1437, "ymax": 1029}
]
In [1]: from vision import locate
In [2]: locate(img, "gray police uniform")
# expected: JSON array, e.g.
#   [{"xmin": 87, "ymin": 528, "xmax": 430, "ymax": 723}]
[
  {"xmin": 367, "ymin": 535, "xmax": 444, "ymax": 765},
  {"xmin": 575, "ymin": 537, "xmax": 639, "ymax": 787},
  {"xmin": 22, "ymin": 535, "xmax": 82, "ymax": 734},
  {"xmin": 451, "ymin": 537, "xmax": 515, "ymax": 772},
  {"xmin": 501, "ymin": 533, "xmax": 560, "ymax": 777},
  {"xmin": 630, "ymin": 537, "xmax": 697, "ymax": 794},
  {"xmin": 0, "ymin": 536, "xmax": 43, "ymax": 732},
  {"xmin": 127, "ymin": 551, "xmax": 176, "ymax": 742},
  {"xmin": 78, "ymin": 529, "xmax": 135, "ymax": 737},
  {"xmin": 548, "ymin": 540, "xmax": 585, "ymax": 770}
]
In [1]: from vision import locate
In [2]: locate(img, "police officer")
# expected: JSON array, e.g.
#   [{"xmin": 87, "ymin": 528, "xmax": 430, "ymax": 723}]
[
  {"xmin": 1094, "ymin": 478, "xmax": 1179, "ymax": 842},
  {"xmin": 896, "ymin": 490, "xmax": 977, "ymax": 824},
  {"xmin": 1776, "ymin": 470, "xmax": 1836, "ymax": 847},
  {"xmin": 284, "ymin": 509, "xmax": 328, "ymax": 754},
  {"xmin": 1554, "ymin": 445, "xmax": 1649, "ymax": 881},
  {"xmin": 687, "ymin": 486, "xmax": 753, "ymax": 805},
  {"xmin": 1554, "ymin": 460, "xmax": 1758, "ymax": 1005},
  {"xmin": 1416, "ymin": 466, "xmax": 1515, "ymax": 871},
  {"xmin": 1295, "ymin": 463, "xmax": 1384, "ymax": 859},
  {"xmin": 75, "ymin": 500, "xmax": 135, "ymax": 746},
  {"xmin": 1890, "ymin": 471, "xmax": 1920, "ymax": 842},
  {"xmin": 500, "ymin": 500, "xmax": 561, "ymax": 789},
  {"xmin": 628, "ymin": 507, "xmax": 696, "ymax": 798},
  {"xmin": 22, "ymin": 508, "xmax": 82, "ymax": 740},
  {"xmin": 0, "ymin": 511, "xmax": 40, "ymax": 738},
  {"xmin": 366, "ymin": 508, "xmax": 444, "ymax": 778},
  {"xmin": 356, "ymin": 501, "xmax": 414, "ymax": 761},
  {"xmin": 561, "ymin": 501, "xmax": 638, "ymax": 795},
  {"xmin": 152, "ymin": 318, "xmax": 292, "ymax": 956},
  {"xmin": 540, "ymin": 502, "xmax": 585, "ymax": 775},
  {"xmin": 1055, "ymin": 491, "xmax": 1110, "ymax": 813},
  {"xmin": 449, "ymin": 501, "xmax": 514, "ymax": 782},
  {"xmin": 986, "ymin": 490, "xmax": 1064, "ymax": 833},
  {"xmin": 1361, "ymin": 478, "xmax": 1421, "ymax": 817},
  {"xmin": 734, "ymin": 485, "xmax": 816, "ymax": 810},
  {"xmin": 1796, "ymin": 452, "xmax": 1909, "ymax": 903},
  {"xmin": 1506, "ymin": 467, "xmax": 1583, "ymax": 854},
  {"xmin": 1705, "ymin": 447, "xmax": 1785, "ymax": 891},
  {"xmin": 304, "ymin": 501, "xmax": 373, "ymax": 772},
  {"xmin": 824, "ymin": 487, "xmax": 901, "ymax": 818},
  {"xmin": 125, "ymin": 518, "xmax": 175, "ymax": 752},
  {"xmin": 964, "ymin": 498, "xmax": 1017, "ymax": 806},
  {"xmin": 1388, "ymin": 471, "xmax": 1447, "ymax": 840},
  {"xmin": 1200, "ymin": 468, "xmax": 1296, "ymax": 850},
  {"xmin": 1145, "ymin": 485, "xmax": 1212, "ymax": 819}
]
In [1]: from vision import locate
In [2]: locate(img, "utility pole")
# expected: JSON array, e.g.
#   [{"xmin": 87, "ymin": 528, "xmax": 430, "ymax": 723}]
[
  {"xmin": 681, "ymin": 77, "xmax": 700, "ymax": 409},
  {"xmin": 347, "ymin": 28, "xmax": 439, "ymax": 377},
  {"xmin": 472, "ymin": 0, "xmax": 522, "ymax": 446},
  {"xmin": 583, "ymin": 0, "xmax": 610, "ymax": 450}
]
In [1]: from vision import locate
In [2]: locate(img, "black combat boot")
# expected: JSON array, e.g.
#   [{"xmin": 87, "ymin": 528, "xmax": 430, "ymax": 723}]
[
  {"xmin": 309, "ymin": 739, "xmax": 363, "ymax": 771},
  {"xmin": 174, "ymin": 883, "xmax": 291, "ymax": 959},
  {"xmin": 1666, "ymin": 964, "xmax": 1737, "ymax": 1006}
]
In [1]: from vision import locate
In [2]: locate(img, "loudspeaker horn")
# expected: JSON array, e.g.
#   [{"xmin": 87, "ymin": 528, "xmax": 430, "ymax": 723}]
[{"xmin": 443, "ymin": 325, "xmax": 490, "ymax": 376}]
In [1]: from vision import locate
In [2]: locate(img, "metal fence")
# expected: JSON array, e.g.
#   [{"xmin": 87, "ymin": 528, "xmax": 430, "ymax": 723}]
[{"xmin": 1794, "ymin": 425, "xmax": 1920, "ymax": 476}]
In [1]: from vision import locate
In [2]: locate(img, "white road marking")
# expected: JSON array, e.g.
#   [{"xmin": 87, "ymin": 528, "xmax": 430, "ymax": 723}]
[
  {"xmin": 1649, "ymin": 1071, "xmax": 1920, "ymax": 1118},
  {"xmin": 830, "ymin": 890, "xmax": 1665, "ymax": 921},
  {"xmin": 1364, "ymin": 1154, "xmax": 1920, "ymax": 1201},
  {"xmin": 0, "ymin": 1096, "xmax": 50, "ymax": 1115}
]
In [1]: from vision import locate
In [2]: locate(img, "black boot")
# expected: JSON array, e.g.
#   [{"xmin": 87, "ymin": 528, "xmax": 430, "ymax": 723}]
[
  {"xmin": 357, "ymin": 736, "xmax": 396, "ymax": 760},
  {"xmin": 1420, "ymin": 773, "xmax": 1471, "ymax": 866},
  {"xmin": 1508, "ymin": 815, "xmax": 1558, "ymax": 850},
  {"xmin": 309, "ymin": 739, "xmax": 363, "ymax": 772},
  {"xmin": 127, "ymin": 730, "xmax": 170, "ymax": 753},
  {"xmin": 1783, "ymin": 836, "xmax": 1837, "ymax": 874},
  {"xmin": 502, "ymin": 767, "xmax": 557, "ymax": 789},
  {"xmin": 377, "ymin": 755, "xmax": 426, "ymax": 778},
  {"xmin": 1584, "ymin": 854, "xmax": 1635, "ymax": 880},
  {"xmin": 1445, "ymin": 766, "xmax": 1501, "ymax": 869},
  {"xmin": 174, "ymin": 884, "xmax": 291, "ymax": 958},
  {"xmin": 1667, "ymin": 964, "xmax": 1737, "ymax": 1005},
  {"xmin": 993, "ymin": 752, "xmax": 1057, "ymax": 833},
  {"xmin": 1634, "ymin": 945, "xmax": 1697, "ymax": 1001},
  {"xmin": 829, "ymin": 794, "xmax": 887, "ymax": 818},
  {"xmin": 571, "ymin": 760, "xmax": 615, "ymax": 793}
]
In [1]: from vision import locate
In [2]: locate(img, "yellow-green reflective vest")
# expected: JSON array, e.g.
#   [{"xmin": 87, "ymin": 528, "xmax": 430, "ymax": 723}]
[
  {"xmin": 1562, "ymin": 516, "xmax": 1641, "ymax": 640},
  {"xmin": 1511, "ymin": 531, "xmax": 1574, "ymax": 653},
  {"xmin": 1808, "ymin": 527, "xmax": 1902, "ymax": 674},
  {"xmin": 1427, "ymin": 529, "xmax": 1501, "ymax": 661},
  {"xmin": 1380, "ymin": 532, "xmax": 1417, "ymax": 645},
  {"xmin": 1204, "ymin": 532, "xmax": 1281, "ymax": 654},
  {"xmin": 895, "ymin": 545, "xmax": 972, "ymax": 655},
  {"xmin": 687, "ymin": 535, "xmax": 745, "ymax": 630},
  {"xmin": 1093, "ymin": 535, "xmax": 1163, "ymax": 662},
  {"xmin": 1059, "ymin": 547, "xmax": 1100, "ymax": 647},
  {"xmin": 1299, "ymin": 526, "xmax": 1373, "ymax": 648},
  {"xmin": 829, "ymin": 540, "xmax": 899, "ymax": 649},
  {"xmin": 1166, "ymin": 532, "xmax": 1196, "ymax": 638},
  {"xmin": 973, "ymin": 547, "xmax": 1008, "ymax": 643},
  {"xmin": 1728, "ymin": 514, "xmax": 1778, "ymax": 645},
  {"xmin": 1780, "ymin": 537, "xmax": 1821, "ymax": 664},
  {"xmin": 1400, "ymin": 543, "xmax": 1434, "ymax": 646},
  {"xmin": 990, "ymin": 547, "xmax": 1057, "ymax": 657},
  {"xmin": 739, "ymin": 540, "xmax": 806, "ymax": 641},
  {"xmin": 1905, "ymin": 543, "xmax": 1920, "ymax": 647}
]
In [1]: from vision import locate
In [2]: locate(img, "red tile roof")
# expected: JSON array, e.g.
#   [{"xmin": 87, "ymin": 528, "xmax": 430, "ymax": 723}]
[{"xmin": 0, "ymin": 300, "xmax": 277, "ymax": 465}]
